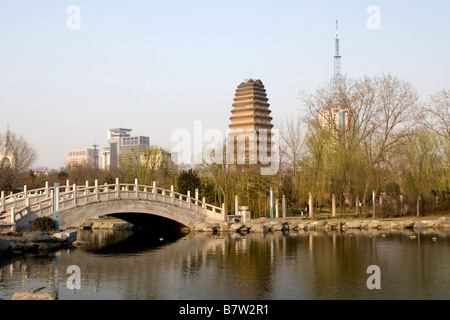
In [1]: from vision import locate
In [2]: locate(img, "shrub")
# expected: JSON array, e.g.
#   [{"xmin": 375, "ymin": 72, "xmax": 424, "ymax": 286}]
[{"xmin": 32, "ymin": 217, "xmax": 55, "ymax": 231}]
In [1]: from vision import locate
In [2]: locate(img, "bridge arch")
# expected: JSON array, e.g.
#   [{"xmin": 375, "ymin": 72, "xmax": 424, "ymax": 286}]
[{"xmin": 58, "ymin": 199, "xmax": 207, "ymax": 230}]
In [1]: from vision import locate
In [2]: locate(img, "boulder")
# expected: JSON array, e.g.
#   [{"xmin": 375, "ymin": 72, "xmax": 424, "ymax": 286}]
[
  {"xmin": 313, "ymin": 220, "xmax": 328, "ymax": 229},
  {"xmin": 0, "ymin": 238, "xmax": 10, "ymax": 254},
  {"xmin": 343, "ymin": 221, "xmax": 361, "ymax": 230},
  {"xmin": 368, "ymin": 220, "xmax": 380, "ymax": 229},
  {"xmin": 250, "ymin": 224, "xmax": 268, "ymax": 233},
  {"xmin": 219, "ymin": 222, "xmax": 230, "ymax": 232},
  {"xmin": 229, "ymin": 222, "xmax": 245, "ymax": 232},
  {"xmin": 401, "ymin": 220, "xmax": 415, "ymax": 229},
  {"xmin": 203, "ymin": 223, "xmax": 219, "ymax": 232},
  {"xmin": 72, "ymin": 240, "xmax": 90, "ymax": 246},
  {"xmin": 437, "ymin": 217, "xmax": 450, "ymax": 229},
  {"xmin": 325, "ymin": 221, "xmax": 341, "ymax": 230},
  {"xmin": 22, "ymin": 232, "xmax": 56, "ymax": 242},
  {"xmin": 421, "ymin": 220, "xmax": 437, "ymax": 228},
  {"xmin": 377, "ymin": 221, "xmax": 391, "ymax": 230},
  {"xmin": 389, "ymin": 221, "xmax": 403, "ymax": 229},
  {"xmin": 267, "ymin": 222, "xmax": 284, "ymax": 231},
  {"xmin": 12, "ymin": 286, "xmax": 58, "ymax": 300},
  {"xmin": 298, "ymin": 222, "xmax": 309, "ymax": 230},
  {"xmin": 413, "ymin": 221, "xmax": 429, "ymax": 229}
]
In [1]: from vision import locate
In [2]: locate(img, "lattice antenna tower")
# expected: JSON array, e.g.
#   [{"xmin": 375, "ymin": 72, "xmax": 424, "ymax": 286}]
[{"xmin": 331, "ymin": 20, "xmax": 342, "ymax": 87}]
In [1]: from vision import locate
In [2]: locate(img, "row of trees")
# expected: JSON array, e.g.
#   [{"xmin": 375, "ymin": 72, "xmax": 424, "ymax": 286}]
[
  {"xmin": 280, "ymin": 74, "xmax": 449, "ymax": 217},
  {"xmin": 1, "ymin": 73, "xmax": 449, "ymax": 218}
]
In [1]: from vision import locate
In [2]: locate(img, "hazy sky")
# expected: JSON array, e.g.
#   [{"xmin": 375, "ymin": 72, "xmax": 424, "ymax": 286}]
[{"xmin": 1, "ymin": 0, "xmax": 449, "ymax": 169}]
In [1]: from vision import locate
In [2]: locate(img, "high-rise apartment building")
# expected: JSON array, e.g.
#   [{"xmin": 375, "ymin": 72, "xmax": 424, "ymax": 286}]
[
  {"xmin": 107, "ymin": 128, "xmax": 150, "ymax": 168},
  {"xmin": 67, "ymin": 148, "xmax": 99, "ymax": 168}
]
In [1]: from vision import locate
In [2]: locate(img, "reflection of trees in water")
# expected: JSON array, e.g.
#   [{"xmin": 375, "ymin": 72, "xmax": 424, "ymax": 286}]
[{"xmin": 1, "ymin": 230, "xmax": 450, "ymax": 300}]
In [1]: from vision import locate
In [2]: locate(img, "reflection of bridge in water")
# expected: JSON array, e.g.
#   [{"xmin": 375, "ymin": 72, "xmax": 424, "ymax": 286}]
[{"xmin": 0, "ymin": 179, "xmax": 225, "ymax": 232}]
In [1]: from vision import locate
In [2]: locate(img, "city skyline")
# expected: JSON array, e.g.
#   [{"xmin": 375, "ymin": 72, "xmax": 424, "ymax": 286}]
[{"xmin": 1, "ymin": 1, "xmax": 449, "ymax": 169}]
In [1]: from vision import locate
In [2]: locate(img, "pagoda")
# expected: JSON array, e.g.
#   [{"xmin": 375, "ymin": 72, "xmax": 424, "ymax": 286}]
[{"xmin": 228, "ymin": 79, "xmax": 273, "ymax": 165}]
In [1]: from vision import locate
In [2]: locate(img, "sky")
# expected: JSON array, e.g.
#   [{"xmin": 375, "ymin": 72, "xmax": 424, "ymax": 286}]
[{"xmin": 0, "ymin": 0, "xmax": 449, "ymax": 170}]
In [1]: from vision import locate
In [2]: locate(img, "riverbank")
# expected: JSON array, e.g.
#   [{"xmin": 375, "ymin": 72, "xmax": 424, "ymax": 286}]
[
  {"xmin": 191, "ymin": 216, "xmax": 450, "ymax": 233},
  {"xmin": 0, "ymin": 230, "xmax": 77, "ymax": 257}
]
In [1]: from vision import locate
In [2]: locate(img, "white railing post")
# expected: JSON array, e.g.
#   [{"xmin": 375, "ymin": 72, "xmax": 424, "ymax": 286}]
[
  {"xmin": 50, "ymin": 190, "xmax": 54, "ymax": 212},
  {"xmin": 10, "ymin": 207, "xmax": 15, "ymax": 224},
  {"xmin": 73, "ymin": 184, "xmax": 77, "ymax": 206},
  {"xmin": 23, "ymin": 185, "xmax": 28, "ymax": 199},
  {"xmin": 95, "ymin": 180, "xmax": 99, "ymax": 201},
  {"xmin": 135, "ymin": 179, "xmax": 139, "ymax": 199},
  {"xmin": 116, "ymin": 178, "xmax": 120, "ymax": 199},
  {"xmin": 153, "ymin": 181, "xmax": 157, "ymax": 201},
  {"xmin": 1, "ymin": 191, "xmax": 4, "ymax": 213},
  {"xmin": 222, "ymin": 203, "xmax": 226, "ymax": 222},
  {"xmin": 187, "ymin": 191, "xmax": 191, "ymax": 209},
  {"xmin": 45, "ymin": 181, "xmax": 49, "ymax": 196},
  {"xmin": 85, "ymin": 181, "xmax": 89, "ymax": 196},
  {"xmin": 25, "ymin": 198, "xmax": 30, "ymax": 217},
  {"xmin": 203, "ymin": 197, "xmax": 206, "ymax": 215},
  {"xmin": 171, "ymin": 185, "xmax": 175, "ymax": 204},
  {"xmin": 66, "ymin": 180, "xmax": 70, "ymax": 192}
]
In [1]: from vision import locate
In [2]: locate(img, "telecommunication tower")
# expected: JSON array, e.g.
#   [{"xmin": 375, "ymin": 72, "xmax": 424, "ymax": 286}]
[{"xmin": 331, "ymin": 20, "xmax": 343, "ymax": 86}]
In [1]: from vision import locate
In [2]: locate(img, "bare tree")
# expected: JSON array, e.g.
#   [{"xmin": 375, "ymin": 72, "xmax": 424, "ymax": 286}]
[
  {"xmin": 0, "ymin": 130, "xmax": 38, "ymax": 192},
  {"xmin": 421, "ymin": 89, "xmax": 450, "ymax": 140}
]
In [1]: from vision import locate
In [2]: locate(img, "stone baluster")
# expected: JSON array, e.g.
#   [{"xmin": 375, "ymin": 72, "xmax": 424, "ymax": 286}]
[
  {"xmin": 73, "ymin": 184, "xmax": 77, "ymax": 206},
  {"xmin": 95, "ymin": 180, "xmax": 99, "ymax": 201},
  {"xmin": 171, "ymin": 185, "xmax": 175, "ymax": 204},
  {"xmin": 1, "ymin": 191, "xmax": 5, "ymax": 213}
]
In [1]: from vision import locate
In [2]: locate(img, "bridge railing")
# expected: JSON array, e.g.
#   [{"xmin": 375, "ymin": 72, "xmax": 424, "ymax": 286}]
[{"xmin": 1, "ymin": 178, "xmax": 225, "ymax": 229}]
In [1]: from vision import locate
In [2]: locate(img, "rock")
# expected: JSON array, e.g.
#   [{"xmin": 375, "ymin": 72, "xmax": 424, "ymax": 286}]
[
  {"xmin": 325, "ymin": 221, "xmax": 341, "ymax": 230},
  {"xmin": 37, "ymin": 242, "xmax": 63, "ymax": 251},
  {"xmin": 377, "ymin": 221, "xmax": 391, "ymax": 230},
  {"xmin": 401, "ymin": 220, "xmax": 415, "ymax": 229},
  {"xmin": 437, "ymin": 217, "xmax": 450, "ymax": 229},
  {"xmin": 298, "ymin": 222, "xmax": 309, "ymax": 230},
  {"xmin": 22, "ymin": 232, "xmax": 53, "ymax": 242},
  {"xmin": 413, "ymin": 221, "xmax": 428, "ymax": 229},
  {"xmin": 368, "ymin": 220, "xmax": 380, "ymax": 229},
  {"xmin": 343, "ymin": 221, "xmax": 361, "ymax": 230},
  {"xmin": 0, "ymin": 238, "xmax": 10, "ymax": 254},
  {"xmin": 229, "ymin": 223, "xmax": 245, "ymax": 232},
  {"xmin": 422, "ymin": 220, "xmax": 437, "ymax": 228},
  {"xmin": 53, "ymin": 230, "xmax": 78, "ymax": 244},
  {"xmin": 91, "ymin": 222, "xmax": 103, "ymax": 229},
  {"xmin": 267, "ymin": 222, "xmax": 284, "ymax": 231},
  {"xmin": 112, "ymin": 222, "xmax": 134, "ymax": 230},
  {"xmin": 80, "ymin": 222, "xmax": 93, "ymax": 229},
  {"xmin": 219, "ymin": 222, "xmax": 230, "ymax": 232},
  {"xmin": 250, "ymin": 224, "xmax": 268, "ymax": 233},
  {"xmin": 389, "ymin": 221, "xmax": 403, "ymax": 229},
  {"xmin": 12, "ymin": 286, "xmax": 58, "ymax": 300},
  {"xmin": 72, "ymin": 240, "xmax": 90, "ymax": 246},
  {"xmin": 203, "ymin": 223, "xmax": 219, "ymax": 232},
  {"xmin": 252, "ymin": 217, "xmax": 271, "ymax": 224}
]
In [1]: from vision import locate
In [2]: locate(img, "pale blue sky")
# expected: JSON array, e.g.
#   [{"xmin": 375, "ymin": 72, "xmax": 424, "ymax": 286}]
[{"xmin": 1, "ymin": 1, "xmax": 449, "ymax": 169}]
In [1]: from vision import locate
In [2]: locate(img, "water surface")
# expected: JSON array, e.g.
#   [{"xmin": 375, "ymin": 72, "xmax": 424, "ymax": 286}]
[{"xmin": 1, "ymin": 228, "xmax": 449, "ymax": 300}]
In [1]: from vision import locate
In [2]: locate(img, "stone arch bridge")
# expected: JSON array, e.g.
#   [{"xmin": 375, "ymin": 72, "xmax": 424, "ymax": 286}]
[{"xmin": 0, "ymin": 179, "xmax": 225, "ymax": 232}]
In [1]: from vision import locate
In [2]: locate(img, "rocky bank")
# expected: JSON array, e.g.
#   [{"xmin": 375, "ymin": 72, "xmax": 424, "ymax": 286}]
[{"xmin": 190, "ymin": 217, "xmax": 450, "ymax": 233}]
